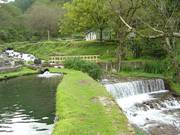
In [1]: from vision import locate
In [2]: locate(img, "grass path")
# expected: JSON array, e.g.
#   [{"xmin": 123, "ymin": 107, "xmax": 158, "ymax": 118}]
[{"xmin": 50, "ymin": 68, "xmax": 133, "ymax": 135}]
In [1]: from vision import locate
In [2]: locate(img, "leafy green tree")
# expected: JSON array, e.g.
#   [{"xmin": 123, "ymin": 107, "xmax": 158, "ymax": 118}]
[
  {"xmin": 0, "ymin": 3, "xmax": 22, "ymax": 27},
  {"xmin": 60, "ymin": 0, "xmax": 111, "ymax": 41},
  {"xmin": 14, "ymin": 0, "xmax": 34, "ymax": 12},
  {"xmin": 141, "ymin": 0, "xmax": 180, "ymax": 82},
  {"xmin": 0, "ymin": 3, "xmax": 26, "ymax": 42},
  {"xmin": 109, "ymin": 0, "xmax": 180, "ymax": 82},
  {"xmin": 24, "ymin": 3, "xmax": 63, "ymax": 40},
  {"xmin": 108, "ymin": 0, "xmax": 143, "ymax": 70}
]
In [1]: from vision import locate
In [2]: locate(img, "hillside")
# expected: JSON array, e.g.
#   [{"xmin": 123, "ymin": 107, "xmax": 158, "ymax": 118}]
[
  {"xmin": 1, "ymin": 41, "xmax": 117, "ymax": 62},
  {"xmin": 1, "ymin": 40, "xmax": 180, "ymax": 63}
]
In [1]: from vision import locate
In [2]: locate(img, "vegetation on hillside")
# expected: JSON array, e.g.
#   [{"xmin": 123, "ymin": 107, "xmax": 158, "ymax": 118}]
[
  {"xmin": 59, "ymin": 0, "xmax": 180, "ymax": 83},
  {"xmin": 0, "ymin": 0, "xmax": 70, "ymax": 42},
  {"xmin": 1, "ymin": 41, "xmax": 117, "ymax": 61}
]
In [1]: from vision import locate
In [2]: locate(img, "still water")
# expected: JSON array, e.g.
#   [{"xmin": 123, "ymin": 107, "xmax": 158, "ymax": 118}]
[{"xmin": 0, "ymin": 75, "xmax": 60, "ymax": 135}]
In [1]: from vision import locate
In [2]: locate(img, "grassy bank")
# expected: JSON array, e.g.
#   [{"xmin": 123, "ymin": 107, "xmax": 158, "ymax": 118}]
[
  {"xmin": 1, "ymin": 41, "xmax": 117, "ymax": 62},
  {"xmin": 0, "ymin": 67, "xmax": 38, "ymax": 80},
  {"xmin": 50, "ymin": 68, "xmax": 133, "ymax": 135},
  {"xmin": 118, "ymin": 71, "xmax": 164, "ymax": 79},
  {"xmin": 171, "ymin": 83, "xmax": 180, "ymax": 94}
]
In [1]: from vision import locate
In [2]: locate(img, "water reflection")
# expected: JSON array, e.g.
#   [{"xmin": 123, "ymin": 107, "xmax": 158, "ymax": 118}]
[{"xmin": 0, "ymin": 75, "xmax": 60, "ymax": 135}]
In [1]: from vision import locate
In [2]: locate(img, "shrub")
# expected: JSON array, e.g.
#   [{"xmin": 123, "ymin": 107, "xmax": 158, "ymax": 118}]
[
  {"xmin": 34, "ymin": 59, "xmax": 42, "ymax": 65},
  {"xmin": 127, "ymin": 37, "xmax": 167, "ymax": 59},
  {"xmin": 120, "ymin": 59, "xmax": 171, "ymax": 75},
  {"xmin": 143, "ymin": 59, "xmax": 170, "ymax": 74},
  {"xmin": 64, "ymin": 58, "xmax": 102, "ymax": 80}
]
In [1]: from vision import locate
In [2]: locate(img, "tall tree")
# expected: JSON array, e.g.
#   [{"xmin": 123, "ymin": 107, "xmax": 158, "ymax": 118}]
[
  {"xmin": 14, "ymin": 0, "xmax": 34, "ymax": 12},
  {"xmin": 142, "ymin": 0, "xmax": 180, "ymax": 82},
  {"xmin": 109, "ymin": 0, "xmax": 180, "ymax": 82},
  {"xmin": 0, "ymin": 3, "xmax": 24, "ymax": 42},
  {"xmin": 60, "ymin": 0, "xmax": 111, "ymax": 41},
  {"xmin": 108, "ymin": 0, "xmax": 143, "ymax": 71},
  {"xmin": 25, "ymin": 3, "xmax": 63, "ymax": 40}
]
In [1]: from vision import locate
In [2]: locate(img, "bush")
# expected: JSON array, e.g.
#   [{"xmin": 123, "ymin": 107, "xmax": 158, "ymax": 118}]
[
  {"xmin": 120, "ymin": 59, "xmax": 171, "ymax": 75},
  {"xmin": 34, "ymin": 59, "xmax": 42, "ymax": 65},
  {"xmin": 127, "ymin": 37, "xmax": 167, "ymax": 59},
  {"xmin": 64, "ymin": 58, "xmax": 102, "ymax": 80},
  {"xmin": 143, "ymin": 59, "xmax": 170, "ymax": 74}
]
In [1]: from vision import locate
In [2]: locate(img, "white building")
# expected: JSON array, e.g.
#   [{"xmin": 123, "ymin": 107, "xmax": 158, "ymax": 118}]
[{"xmin": 85, "ymin": 32, "xmax": 97, "ymax": 41}]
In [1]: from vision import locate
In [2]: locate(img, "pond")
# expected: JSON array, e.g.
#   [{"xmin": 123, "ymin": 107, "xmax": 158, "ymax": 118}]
[{"xmin": 0, "ymin": 75, "xmax": 61, "ymax": 135}]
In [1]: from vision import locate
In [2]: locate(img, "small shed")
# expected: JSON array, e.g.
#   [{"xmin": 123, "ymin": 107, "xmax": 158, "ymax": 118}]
[{"xmin": 85, "ymin": 32, "xmax": 97, "ymax": 41}]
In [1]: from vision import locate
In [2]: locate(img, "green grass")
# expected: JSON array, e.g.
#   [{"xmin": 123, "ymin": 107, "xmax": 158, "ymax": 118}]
[
  {"xmin": 49, "ymin": 68, "xmax": 132, "ymax": 135},
  {"xmin": 1, "ymin": 41, "xmax": 117, "ymax": 62},
  {"xmin": 118, "ymin": 71, "xmax": 164, "ymax": 79},
  {"xmin": 0, "ymin": 67, "xmax": 38, "ymax": 80},
  {"xmin": 171, "ymin": 83, "xmax": 180, "ymax": 94},
  {"xmin": 177, "ymin": 55, "xmax": 180, "ymax": 62}
]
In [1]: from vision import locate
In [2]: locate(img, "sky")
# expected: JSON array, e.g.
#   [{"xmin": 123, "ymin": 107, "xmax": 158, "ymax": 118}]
[{"xmin": 0, "ymin": 0, "xmax": 14, "ymax": 3}]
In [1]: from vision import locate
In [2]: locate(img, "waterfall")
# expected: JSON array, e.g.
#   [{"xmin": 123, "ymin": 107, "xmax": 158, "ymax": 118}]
[
  {"xmin": 105, "ymin": 79, "xmax": 165, "ymax": 98},
  {"xmin": 38, "ymin": 71, "xmax": 62, "ymax": 78},
  {"xmin": 104, "ymin": 79, "xmax": 180, "ymax": 134}
]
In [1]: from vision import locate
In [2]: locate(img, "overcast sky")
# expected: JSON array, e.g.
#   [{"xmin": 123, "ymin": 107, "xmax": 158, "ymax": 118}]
[{"xmin": 0, "ymin": 0, "xmax": 14, "ymax": 3}]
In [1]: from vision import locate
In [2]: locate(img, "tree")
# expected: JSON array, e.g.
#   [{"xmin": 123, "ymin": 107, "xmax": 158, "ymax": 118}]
[
  {"xmin": 0, "ymin": 3, "xmax": 25, "ymax": 42},
  {"xmin": 24, "ymin": 3, "xmax": 63, "ymax": 40},
  {"xmin": 109, "ymin": 0, "xmax": 180, "ymax": 82},
  {"xmin": 60, "ymin": 0, "xmax": 111, "ymax": 41},
  {"xmin": 14, "ymin": 0, "xmax": 34, "ymax": 12},
  {"xmin": 0, "ymin": 3, "xmax": 22, "ymax": 27},
  {"xmin": 143, "ymin": 0, "xmax": 180, "ymax": 82},
  {"xmin": 108, "ymin": 0, "xmax": 143, "ymax": 71}
]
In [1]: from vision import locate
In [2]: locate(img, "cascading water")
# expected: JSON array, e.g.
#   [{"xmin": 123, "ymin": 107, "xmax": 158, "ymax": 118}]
[
  {"xmin": 105, "ymin": 79, "xmax": 166, "ymax": 98},
  {"xmin": 104, "ymin": 79, "xmax": 180, "ymax": 135}
]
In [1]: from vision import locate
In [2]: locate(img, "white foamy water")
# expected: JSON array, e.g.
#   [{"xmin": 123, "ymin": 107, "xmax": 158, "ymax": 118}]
[
  {"xmin": 38, "ymin": 71, "xmax": 62, "ymax": 78},
  {"xmin": 104, "ymin": 79, "xmax": 180, "ymax": 134},
  {"xmin": 5, "ymin": 50, "xmax": 36, "ymax": 62},
  {"xmin": 105, "ymin": 79, "xmax": 165, "ymax": 98},
  {"xmin": 0, "ymin": 111, "xmax": 53, "ymax": 135}
]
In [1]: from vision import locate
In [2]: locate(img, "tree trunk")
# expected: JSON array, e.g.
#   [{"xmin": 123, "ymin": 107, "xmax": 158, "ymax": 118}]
[
  {"xmin": 109, "ymin": 31, "xmax": 112, "ymax": 40},
  {"xmin": 99, "ymin": 28, "xmax": 103, "ymax": 42},
  {"xmin": 173, "ymin": 58, "xmax": 180, "ymax": 83},
  {"xmin": 47, "ymin": 30, "xmax": 50, "ymax": 40},
  {"xmin": 116, "ymin": 31, "xmax": 128, "ymax": 72},
  {"xmin": 117, "ymin": 41, "xmax": 123, "ymax": 72},
  {"xmin": 117, "ymin": 51, "xmax": 122, "ymax": 72},
  {"xmin": 165, "ymin": 36, "xmax": 180, "ymax": 83}
]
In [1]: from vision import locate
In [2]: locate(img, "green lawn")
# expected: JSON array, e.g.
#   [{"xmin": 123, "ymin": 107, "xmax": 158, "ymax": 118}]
[
  {"xmin": 0, "ymin": 67, "xmax": 38, "ymax": 80},
  {"xmin": 50, "ymin": 68, "xmax": 133, "ymax": 135},
  {"xmin": 1, "ymin": 41, "xmax": 117, "ymax": 62},
  {"xmin": 118, "ymin": 71, "xmax": 164, "ymax": 79}
]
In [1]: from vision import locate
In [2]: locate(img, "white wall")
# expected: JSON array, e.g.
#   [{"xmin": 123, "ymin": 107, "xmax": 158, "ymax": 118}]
[{"xmin": 85, "ymin": 32, "xmax": 97, "ymax": 41}]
